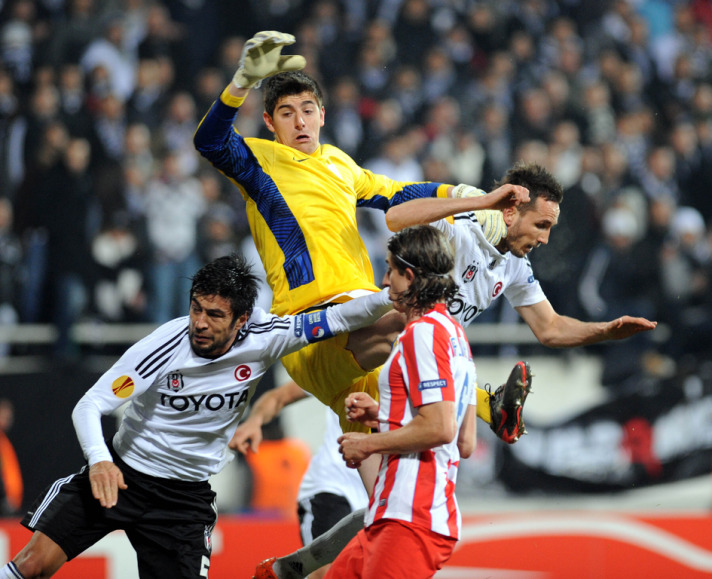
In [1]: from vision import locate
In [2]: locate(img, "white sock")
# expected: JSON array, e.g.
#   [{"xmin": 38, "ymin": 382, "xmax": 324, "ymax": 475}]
[
  {"xmin": 274, "ymin": 508, "xmax": 365, "ymax": 579},
  {"xmin": 0, "ymin": 562, "xmax": 25, "ymax": 579}
]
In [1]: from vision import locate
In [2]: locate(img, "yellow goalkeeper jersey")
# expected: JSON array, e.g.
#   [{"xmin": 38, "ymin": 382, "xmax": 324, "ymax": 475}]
[{"xmin": 195, "ymin": 93, "xmax": 449, "ymax": 316}]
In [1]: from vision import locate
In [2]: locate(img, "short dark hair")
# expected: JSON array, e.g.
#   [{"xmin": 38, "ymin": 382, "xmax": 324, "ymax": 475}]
[
  {"xmin": 263, "ymin": 71, "xmax": 324, "ymax": 116},
  {"xmin": 497, "ymin": 161, "xmax": 564, "ymax": 212},
  {"xmin": 190, "ymin": 253, "xmax": 260, "ymax": 321},
  {"xmin": 387, "ymin": 225, "xmax": 458, "ymax": 312}
]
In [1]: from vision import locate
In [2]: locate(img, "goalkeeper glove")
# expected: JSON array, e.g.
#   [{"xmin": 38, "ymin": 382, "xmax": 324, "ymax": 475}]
[
  {"xmin": 452, "ymin": 183, "xmax": 486, "ymax": 199},
  {"xmin": 232, "ymin": 31, "xmax": 306, "ymax": 90}
]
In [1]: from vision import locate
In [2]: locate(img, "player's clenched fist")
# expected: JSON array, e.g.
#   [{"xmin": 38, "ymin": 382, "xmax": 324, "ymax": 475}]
[{"xmin": 232, "ymin": 31, "xmax": 306, "ymax": 89}]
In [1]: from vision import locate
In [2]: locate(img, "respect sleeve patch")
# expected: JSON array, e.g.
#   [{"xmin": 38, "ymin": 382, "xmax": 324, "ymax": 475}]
[
  {"xmin": 298, "ymin": 310, "xmax": 335, "ymax": 343},
  {"xmin": 419, "ymin": 379, "xmax": 447, "ymax": 391}
]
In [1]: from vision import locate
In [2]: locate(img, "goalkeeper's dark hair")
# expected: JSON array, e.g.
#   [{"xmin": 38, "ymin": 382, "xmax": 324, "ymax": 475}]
[
  {"xmin": 264, "ymin": 71, "xmax": 324, "ymax": 116},
  {"xmin": 190, "ymin": 253, "xmax": 260, "ymax": 322},
  {"xmin": 496, "ymin": 161, "xmax": 564, "ymax": 212},
  {"xmin": 387, "ymin": 225, "xmax": 458, "ymax": 313}
]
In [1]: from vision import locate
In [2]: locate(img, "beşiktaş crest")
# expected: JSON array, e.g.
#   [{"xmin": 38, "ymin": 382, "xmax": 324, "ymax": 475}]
[
  {"xmin": 462, "ymin": 263, "xmax": 478, "ymax": 284},
  {"xmin": 167, "ymin": 371, "xmax": 185, "ymax": 392}
]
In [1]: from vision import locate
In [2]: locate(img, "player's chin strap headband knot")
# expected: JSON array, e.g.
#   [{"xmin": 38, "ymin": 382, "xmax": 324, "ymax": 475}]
[{"xmin": 393, "ymin": 253, "xmax": 451, "ymax": 278}]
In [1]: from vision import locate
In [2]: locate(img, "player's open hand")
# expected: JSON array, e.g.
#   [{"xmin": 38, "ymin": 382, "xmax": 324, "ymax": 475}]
[
  {"xmin": 89, "ymin": 461, "xmax": 127, "ymax": 509},
  {"xmin": 604, "ymin": 316, "xmax": 657, "ymax": 340},
  {"xmin": 345, "ymin": 392, "xmax": 379, "ymax": 428},
  {"xmin": 232, "ymin": 31, "xmax": 306, "ymax": 89}
]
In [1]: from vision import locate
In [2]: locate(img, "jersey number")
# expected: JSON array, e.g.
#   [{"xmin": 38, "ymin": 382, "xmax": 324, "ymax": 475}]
[{"xmin": 200, "ymin": 555, "xmax": 210, "ymax": 577}]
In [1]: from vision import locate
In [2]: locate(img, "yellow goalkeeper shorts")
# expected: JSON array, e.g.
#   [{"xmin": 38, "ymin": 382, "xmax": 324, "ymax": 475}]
[{"xmin": 281, "ymin": 332, "xmax": 380, "ymax": 434}]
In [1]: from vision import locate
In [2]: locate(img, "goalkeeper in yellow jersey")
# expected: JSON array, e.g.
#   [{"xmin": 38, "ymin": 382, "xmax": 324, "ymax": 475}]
[{"xmin": 193, "ymin": 30, "xmax": 528, "ymax": 491}]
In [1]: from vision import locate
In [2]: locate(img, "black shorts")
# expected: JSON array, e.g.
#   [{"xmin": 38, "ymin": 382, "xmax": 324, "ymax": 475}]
[
  {"xmin": 297, "ymin": 492, "xmax": 353, "ymax": 545},
  {"xmin": 22, "ymin": 451, "xmax": 217, "ymax": 579}
]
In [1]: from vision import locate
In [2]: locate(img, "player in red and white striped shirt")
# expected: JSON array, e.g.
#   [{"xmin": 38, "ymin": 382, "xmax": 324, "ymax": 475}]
[{"xmin": 326, "ymin": 225, "xmax": 477, "ymax": 579}]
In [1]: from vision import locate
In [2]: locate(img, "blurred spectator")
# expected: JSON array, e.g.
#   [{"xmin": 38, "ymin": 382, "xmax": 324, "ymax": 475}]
[
  {"xmin": 512, "ymin": 86, "xmax": 554, "ymax": 144},
  {"xmin": 355, "ymin": 36, "xmax": 392, "ymax": 99},
  {"xmin": 57, "ymin": 62, "xmax": 91, "ymax": 138},
  {"xmin": 670, "ymin": 119, "xmax": 706, "ymax": 207},
  {"xmin": 388, "ymin": 65, "xmax": 425, "ymax": 124},
  {"xmin": 21, "ymin": 82, "xmax": 61, "ymax": 173},
  {"xmin": 193, "ymin": 66, "xmax": 226, "ymax": 116},
  {"xmin": 143, "ymin": 150, "xmax": 205, "ymax": 323},
  {"xmin": 579, "ymin": 205, "xmax": 661, "ymax": 388},
  {"xmin": 530, "ymin": 146, "xmax": 600, "ymax": 319},
  {"xmin": 126, "ymin": 57, "xmax": 170, "ymax": 130},
  {"xmin": 137, "ymin": 2, "xmax": 183, "ymax": 64},
  {"xmin": 198, "ymin": 203, "xmax": 240, "ymax": 265},
  {"xmin": 475, "ymin": 101, "xmax": 513, "ymax": 188},
  {"xmin": 13, "ymin": 120, "xmax": 69, "ymax": 324},
  {"xmin": 0, "ymin": 70, "xmax": 24, "ymax": 199},
  {"xmin": 79, "ymin": 11, "xmax": 136, "ymax": 102},
  {"xmin": 87, "ymin": 92, "xmax": 127, "ymax": 167},
  {"xmin": 358, "ymin": 98, "xmax": 405, "ymax": 162},
  {"xmin": 639, "ymin": 145, "xmax": 680, "ymax": 202},
  {"xmin": 320, "ymin": 76, "xmax": 363, "ymax": 158},
  {"xmin": 392, "ymin": 0, "xmax": 438, "ymax": 68},
  {"xmin": 44, "ymin": 0, "xmax": 104, "ymax": 68},
  {"xmin": 46, "ymin": 137, "xmax": 98, "ymax": 360},
  {"xmin": 308, "ymin": 0, "xmax": 357, "ymax": 85},
  {"xmin": 581, "ymin": 79, "xmax": 618, "ymax": 146},
  {"xmin": 154, "ymin": 90, "xmax": 199, "ymax": 176},
  {"xmin": 0, "ymin": 198, "xmax": 22, "ymax": 358},
  {"xmin": 659, "ymin": 206, "xmax": 712, "ymax": 360},
  {"xmin": 122, "ymin": 122, "xmax": 155, "ymax": 184},
  {"xmin": 0, "ymin": 0, "xmax": 36, "ymax": 91},
  {"xmin": 90, "ymin": 211, "xmax": 147, "ymax": 323},
  {"xmin": 420, "ymin": 45, "xmax": 457, "ymax": 105},
  {"xmin": 165, "ymin": 0, "xmax": 221, "ymax": 88},
  {"xmin": 548, "ymin": 119, "xmax": 584, "ymax": 189},
  {"xmin": 466, "ymin": 3, "xmax": 507, "ymax": 61}
]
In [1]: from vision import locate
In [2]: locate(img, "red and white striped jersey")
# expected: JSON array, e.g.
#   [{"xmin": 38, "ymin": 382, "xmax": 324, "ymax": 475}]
[{"xmin": 365, "ymin": 303, "xmax": 477, "ymax": 539}]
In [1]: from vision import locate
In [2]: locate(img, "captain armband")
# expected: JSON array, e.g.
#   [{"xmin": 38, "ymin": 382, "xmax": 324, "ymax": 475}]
[{"xmin": 294, "ymin": 309, "xmax": 335, "ymax": 343}]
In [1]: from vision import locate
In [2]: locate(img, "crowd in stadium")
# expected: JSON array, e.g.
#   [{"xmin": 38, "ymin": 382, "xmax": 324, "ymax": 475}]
[{"xmin": 0, "ymin": 0, "xmax": 711, "ymax": 384}]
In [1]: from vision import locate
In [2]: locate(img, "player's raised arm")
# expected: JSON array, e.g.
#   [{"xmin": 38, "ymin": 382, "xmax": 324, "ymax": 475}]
[{"xmin": 386, "ymin": 184, "xmax": 530, "ymax": 232}]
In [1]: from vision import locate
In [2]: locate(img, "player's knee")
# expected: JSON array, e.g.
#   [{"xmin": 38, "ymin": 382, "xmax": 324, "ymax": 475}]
[{"xmin": 13, "ymin": 540, "xmax": 66, "ymax": 578}]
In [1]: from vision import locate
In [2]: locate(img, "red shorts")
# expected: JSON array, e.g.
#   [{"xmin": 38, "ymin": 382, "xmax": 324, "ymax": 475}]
[{"xmin": 325, "ymin": 519, "xmax": 456, "ymax": 579}]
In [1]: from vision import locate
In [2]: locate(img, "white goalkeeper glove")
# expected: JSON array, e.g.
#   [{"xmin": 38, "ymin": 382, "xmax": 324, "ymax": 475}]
[
  {"xmin": 232, "ymin": 31, "xmax": 306, "ymax": 90},
  {"xmin": 452, "ymin": 183, "xmax": 486, "ymax": 199}
]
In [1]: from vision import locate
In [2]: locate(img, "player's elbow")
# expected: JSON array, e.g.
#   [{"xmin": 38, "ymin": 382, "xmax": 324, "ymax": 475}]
[
  {"xmin": 385, "ymin": 209, "xmax": 404, "ymax": 232},
  {"xmin": 437, "ymin": 419, "xmax": 458, "ymax": 446},
  {"xmin": 458, "ymin": 440, "xmax": 475, "ymax": 458}
]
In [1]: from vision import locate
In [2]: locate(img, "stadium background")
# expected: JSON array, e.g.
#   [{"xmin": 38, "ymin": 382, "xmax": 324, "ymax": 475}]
[{"xmin": 0, "ymin": 0, "xmax": 710, "ymax": 576}]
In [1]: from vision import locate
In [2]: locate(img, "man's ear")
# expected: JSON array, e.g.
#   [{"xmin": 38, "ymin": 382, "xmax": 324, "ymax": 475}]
[
  {"xmin": 263, "ymin": 111, "xmax": 275, "ymax": 133},
  {"xmin": 234, "ymin": 311, "xmax": 250, "ymax": 331},
  {"xmin": 502, "ymin": 206, "xmax": 517, "ymax": 226}
]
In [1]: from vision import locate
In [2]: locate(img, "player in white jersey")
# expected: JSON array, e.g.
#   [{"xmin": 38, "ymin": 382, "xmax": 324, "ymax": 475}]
[
  {"xmin": 0, "ymin": 254, "xmax": 394, "ymax": 579},
  {"xmin": 325, "ymin": 225, "xmax": 477, "ymax": 578},
  {"xmin": 231, "ymin": 381, "xmax": 368, "ymax": 578},
  {"xmin": 385, "ymin": 161, "xmax": 658, "ymax": 441}
]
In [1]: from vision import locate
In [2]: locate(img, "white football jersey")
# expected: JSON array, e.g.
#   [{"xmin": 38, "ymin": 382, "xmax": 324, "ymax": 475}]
[
  {"xmin": 298, "ymin": 407, "xmax": 369, "ymax": 511},
  {"xmin": 432, "ymin": 213, "xmax": 547, "ymax": 327},
  {"xmin": 72, "ymin": 291, "xmax": 391, "ymax": 481}
]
